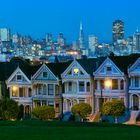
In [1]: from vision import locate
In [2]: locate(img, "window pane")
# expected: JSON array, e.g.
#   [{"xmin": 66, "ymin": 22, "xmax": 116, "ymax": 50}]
[
  {"xmin": 68, "ymin": 82, "xmax": 72, "ymax": 92},
  {"xmin": 73, "ymin": 68, "xmax": 79, "ymax": 76},
  {"xmin": 120, "ymin": 80, "xmax": 124, "ymax": 90},
  {"xmin": 19, "ymin": 88, "xmax": 23, "ymax": 97},
  {"xmin": 43, "ymin": 72, "xmax": 48, "ymax": 77},
  {"xmin": 112, "ymin": 79, "xmax": 118, "ymax": 89},
  {"xmin": 100, "ymin": 80, "xmax": 104, "ymax": 89},
  {"xmin": 48, "ymin": 84, "xmax": 54, "ymax": 95},
  {"xmin": 87, "ymin": 82, "xmax": 90, "ymax": 92},
  {"xmin": 48, "ymin": 101, "xmax": 54, "ymax": 107},
  {"xmin": 17, "ymin": 75, "xmax": 22, "ymax": 80},
  {"xmin": 12, "ymin": 86, "xmax": 18, "ymax": 97},
  {"xmin": 135, "ymin": 77, "xmax": 139, "ymax": 87},
  {"xmin": 79, "ymin": 81, "xmax": 85, "ymax": 92}
]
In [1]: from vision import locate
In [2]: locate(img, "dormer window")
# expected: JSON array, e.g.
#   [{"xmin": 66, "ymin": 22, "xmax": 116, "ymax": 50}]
[
  {"xmin": 80, "ymin": 70, "xmax": 84, "ymax": 75},
  {"xmin": 17, "ymin": 75, "xmax": 22, "ymax": 81},
  {"xmin": 73, "ymin": 68, "xmax": 79, "ymax": 75},
  {"xmin": 68, "ymin": 70, "xmax": 72, "ymax": 75},
  {"xmin": 106, "ymin": 66, "xmax": 112, "ymax": 71},
  {"xmin": 43, "ymin": 72, "xmax": 48, "ymax": 78}
]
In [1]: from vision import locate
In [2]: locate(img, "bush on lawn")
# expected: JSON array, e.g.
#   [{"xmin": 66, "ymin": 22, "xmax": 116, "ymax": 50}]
[
  {"xmin": 71, "ymin": 103, "xmax": 92, "ymax": 121},
  {"xmin": 0, "ymin": 98, "xmax": 19, "ymax": 120},
  {"xmin": 102, "ymin": 100, "xmax": 125, "ymax": 123},
  {"xmin": 32, "ymin": 106, "xmax": 55, "ymax": 120}
]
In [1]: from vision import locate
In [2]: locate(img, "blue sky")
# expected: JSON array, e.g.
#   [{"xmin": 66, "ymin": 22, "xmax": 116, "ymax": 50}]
[{"xmin": 0, "ymin": 0, "xmax": 140, "ymax": 43}]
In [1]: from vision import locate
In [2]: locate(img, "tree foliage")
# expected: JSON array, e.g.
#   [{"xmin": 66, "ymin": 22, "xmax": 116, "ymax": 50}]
[
  {"xmin": 102, "ymin": 100, "xmax": 125, "ymax": 118},
  {"xmin": 32, "ymin": 106, "xmax": 55, "ymax": 120},
  {"xmin": 0, "ymin": 98, "xmax": 19, "ymax": 120},
  {"xmin": 71, "ymin": 103, "xmax": 92, "ymax": 119}
]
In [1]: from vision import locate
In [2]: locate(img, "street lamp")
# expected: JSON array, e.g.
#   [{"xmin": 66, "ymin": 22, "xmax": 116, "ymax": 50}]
[{"xmin": 100, "ymin": 79, "xmax": 112, "ymax": 121}]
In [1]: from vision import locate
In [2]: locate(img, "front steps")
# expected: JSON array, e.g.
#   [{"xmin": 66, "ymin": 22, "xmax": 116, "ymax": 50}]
[{"xmin": 125, "ymin": 110, "xmax": 140, "ymax": 124}]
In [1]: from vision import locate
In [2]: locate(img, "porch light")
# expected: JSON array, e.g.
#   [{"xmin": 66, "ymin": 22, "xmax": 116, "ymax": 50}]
[{"xmin": 104, "ymin": 80, "xmax": 112, "ymax": 88}]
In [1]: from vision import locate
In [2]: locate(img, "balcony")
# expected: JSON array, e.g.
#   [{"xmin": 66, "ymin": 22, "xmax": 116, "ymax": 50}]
[
  {"xmin": 95, "ymin": 89, "xmax": 125, "ymax": 97},
  {"xmin": 62, "ymin": 92, "xmax": 91, "ymax": 98},
  {"xmin": 32, "ymin": 93, "xmax": 55, "ymax": 100},
  {"xmin": 11, "ymin": 97, "xmax": 32, "ymax": 103}
]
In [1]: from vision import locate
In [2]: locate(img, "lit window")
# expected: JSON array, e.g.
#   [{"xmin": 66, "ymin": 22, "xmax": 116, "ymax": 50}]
[
  {"xmin": 12, "ymin": 86, "xmax": 18, "ymax": 97},
  {"xmin": 73, "ymin": 68, "xmax": 79, "ymax": 75},
  {"xmin": 43, "ymin": 72, "xmax": 48, "ymax": 78}
]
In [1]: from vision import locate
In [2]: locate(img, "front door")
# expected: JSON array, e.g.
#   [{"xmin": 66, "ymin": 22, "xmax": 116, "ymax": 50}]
[{"xmin": 133, "ymin": 94, "xmax": 139, "ymax": 110}]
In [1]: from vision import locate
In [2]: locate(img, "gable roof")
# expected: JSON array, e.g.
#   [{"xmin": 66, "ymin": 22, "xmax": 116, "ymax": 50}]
[{"xmin": 0, "ymin": 54, "xmax": 140, "ymax": 82}]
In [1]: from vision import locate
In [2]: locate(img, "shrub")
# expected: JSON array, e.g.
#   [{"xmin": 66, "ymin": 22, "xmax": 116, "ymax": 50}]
[
  {"xmin": 32, "ymin": 106, "xmax": 55, "ymax": 120},
  {"xmin": 0, "ymin": 98, "xmax": 19, "ymax": 120},
  {"xmin": 102, "ymin": 100, "xmax": 125, "ymax": 123},
  {"xmin": 71, "ymin": 103, "xmax": 92, "ymax": 120}
]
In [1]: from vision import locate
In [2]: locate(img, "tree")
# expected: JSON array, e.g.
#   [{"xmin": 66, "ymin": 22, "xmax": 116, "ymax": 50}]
[
  {"xmin": 32, "ymin": 106, "xmax": 55, "ymax": 120},
  {"xmin": 102, "ymin": 100, "xmax": 125, "ymax": 123},
  {"xmin": 0, "ymin": 98, "xmax": 19, "ymax": 120},
  {"xmin": 71, "ymin": 103, "xmax": 92, "ymax": 121}
]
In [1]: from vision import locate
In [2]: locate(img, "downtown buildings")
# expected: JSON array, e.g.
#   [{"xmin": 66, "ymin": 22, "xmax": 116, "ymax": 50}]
[{"xmin": 0, "ymin": 20, "xmax": 140, "ymax": 63}]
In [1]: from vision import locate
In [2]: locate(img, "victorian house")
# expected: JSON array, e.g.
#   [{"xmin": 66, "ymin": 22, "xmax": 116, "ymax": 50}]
[
  {"xmin": 61, "ymin": 59, "xmax": 96, "ymax": 113},
  {"xmin": 93, "ymin": 57, "xmax": 127, "ymax": 112},
  {"xmin": 128, "ymin": 57, "xmax": 140, "ymax": 111}
]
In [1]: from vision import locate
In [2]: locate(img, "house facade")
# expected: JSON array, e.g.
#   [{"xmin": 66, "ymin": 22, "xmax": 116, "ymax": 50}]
[
  {"xmin": 128, "ymin": 58, "xmax": 140, "ymax": 110},
  {"xmin": 61, "ymin": 60, "xmax": 93, "ymax": 113},
  {"xmin": 31, "ymin": 64, "xmax": 61, "ymax": 115},
  {"xmin": 93, "ymin": 57, "xmax": 127, "ymax": 112},
  {"xmin": 6, "ymin": 67, "xmax": 32, "ymax": 114}
]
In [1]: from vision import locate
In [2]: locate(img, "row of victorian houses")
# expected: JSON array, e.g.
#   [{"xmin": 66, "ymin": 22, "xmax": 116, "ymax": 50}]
[{"xmin": 0, "ymin": 54, "xmax": 140, "ymax": 119}]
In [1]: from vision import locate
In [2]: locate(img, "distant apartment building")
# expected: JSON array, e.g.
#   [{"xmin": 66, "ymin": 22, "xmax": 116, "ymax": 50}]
[{"xmin": 0, "ymin": 28, "xmax": 11, "ymax": 42}]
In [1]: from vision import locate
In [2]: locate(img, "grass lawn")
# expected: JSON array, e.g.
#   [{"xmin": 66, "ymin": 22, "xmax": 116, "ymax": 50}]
[{"xmin": 0, "ymin": 120, "xmax": 140, "ymax": 140}]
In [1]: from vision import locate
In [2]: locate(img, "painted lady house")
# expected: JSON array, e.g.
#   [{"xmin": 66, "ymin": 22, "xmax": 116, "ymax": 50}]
[{"xmin": 61, "ymin": 59, "xmax": 96, "ymax": 113}]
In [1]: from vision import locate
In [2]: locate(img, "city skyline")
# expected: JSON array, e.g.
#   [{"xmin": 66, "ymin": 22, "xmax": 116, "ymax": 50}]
[{"xmin": 0, "ymin": 0, "xmax": 140, "ymax": 43}]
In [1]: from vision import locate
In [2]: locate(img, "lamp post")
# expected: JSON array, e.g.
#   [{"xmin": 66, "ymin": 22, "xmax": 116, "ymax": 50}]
[
  {"xmin": 61, "ymin": 94, "xmax": 63, "ymax": 120},
  {"xmin": 100, "ymin": 79, "xmax": 112, "ymax": 121}
]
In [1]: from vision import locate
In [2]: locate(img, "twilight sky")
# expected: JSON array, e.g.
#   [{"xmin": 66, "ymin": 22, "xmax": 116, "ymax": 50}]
[{"xmin": 0, "ymin": 0, "xmax": 140, "ymax": 43}]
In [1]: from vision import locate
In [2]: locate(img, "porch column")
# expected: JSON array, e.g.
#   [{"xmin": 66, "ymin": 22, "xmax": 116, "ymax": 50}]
[
  {"xmin": 77, "ymin": 81, "xmax": 79, "ymax": 92},
  {"xmin": 138, "ymin": 96, "xmax": 140, "ymax": 109},
  {"xmin": 97, "ymin": 80, "xmax": 100, "ymax": 90},
  {"xmin": 85, "ymin": 81, "xmax": 87, "ymax": 92},
  {"xmin": 118, "ymin": 79, "xmax": 121, "ymax": 90}
]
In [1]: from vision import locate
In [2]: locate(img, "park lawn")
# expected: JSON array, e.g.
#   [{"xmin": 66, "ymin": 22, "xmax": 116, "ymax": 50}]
[{"xmin": 0, "ymin": 121, "xmax": 140, "ymax": 140}]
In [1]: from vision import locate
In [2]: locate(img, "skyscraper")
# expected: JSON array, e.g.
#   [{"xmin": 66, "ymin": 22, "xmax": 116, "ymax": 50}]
[
  {"xmin": 88, "ymin": 35, "xmax": 98, "ymax": 50},
  {"xmin": 88, "ymin": 35, "xmax": 98, "ymax": 57},
  {"xmin": 57, "ymin": 32, "xmax": 66, "ymax": 47},
  {"xmin": 79, "ymin": 22, "xmax": 84, "ymax": 49},
  {"xmin": 46, "ymin": 33, "xmax": 53, "ymax": 46},
  {"xmin": 133, "ymin": 29, "xmax": 140, "ymax": 51},
  {"xmin": 112, "ymin": 20, "xmax": 124, "ymax": 44},
  {"xmin": 0, "ymin": 28, "xmax": 11, "ymax": 42}
]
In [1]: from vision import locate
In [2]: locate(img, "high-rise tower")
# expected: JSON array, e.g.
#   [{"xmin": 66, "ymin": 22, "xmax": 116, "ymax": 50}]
[
  {"xmin": 79, "ymin": 22, "xmax": 85, "ymax": 49},
  {"xmin": 133, "ymin": 29, "xmax": 140, "ymax": 51},
  {"xmin": 112, "ymin": 20, "xmax": 124, "ymax": 44}
]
